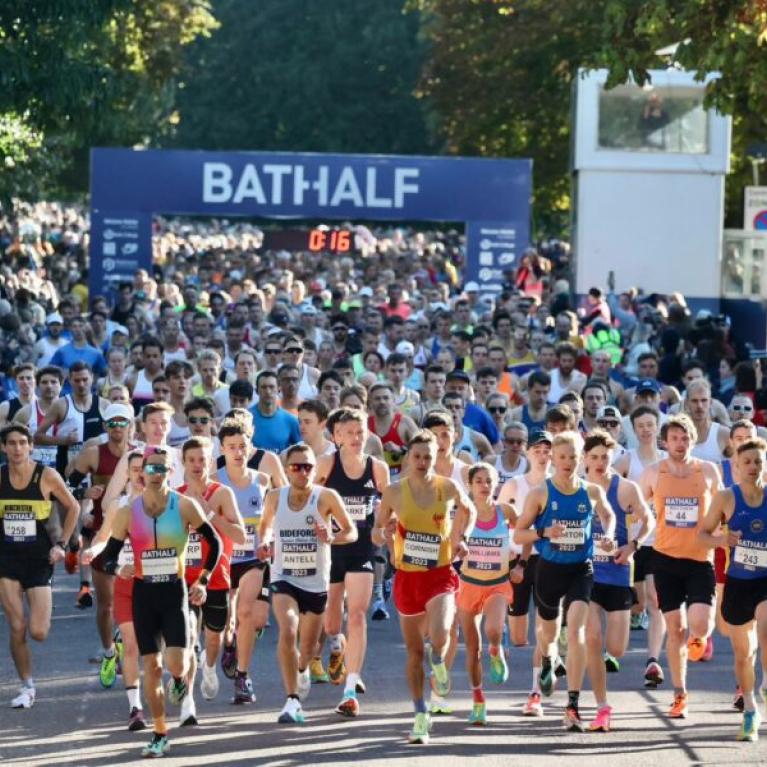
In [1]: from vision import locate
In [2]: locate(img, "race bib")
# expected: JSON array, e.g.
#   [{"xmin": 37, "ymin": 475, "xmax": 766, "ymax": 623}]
[
  {"xmin": 402, "ymin": 531, "xmax": 441, "ymax": 569},
  {"xmin": 346, "ymin": 503, "xmax": 370, "ymax": 524},
  {"xmin": 186, "ymin": 534, "xmax": 202, "ymax": 567},
  {"xmin": 141, "ymin": 548, "xmax": 178, "ymax": 583},
  {"xmin": 233, "ymin": 524, "xmax": 257, "ymax": 560},
  {"xmin": 3, "ymin": 512, "xmax": 35, "ymax": 543},
  {"xmin": 466, "ymin": 536, "xmax": 505, "ymax": 572},
  {"xmin": 592, "ymin": 533, "xmax": 610, "ymax": 563},
  {"xmin": 551, "ymin": 523, "xmax": 586, "ymax": 548},
  {"xmin": 32, "ymin": 446, "xmax": 57, "ymax": 468},
  {"xmin": 281, "ymin": 541, "xmax": 318, "ymax": 577},
  {"xmin": 734, "ymin": 545, "xmax": 767, "ymax": 571},
  {"xmin": 118, "ymin": 540, "xmax": 134, "ymax": 567},
  {"xmin": 665, "ymin": 497, "xmax": 699, "ymax": 529}
]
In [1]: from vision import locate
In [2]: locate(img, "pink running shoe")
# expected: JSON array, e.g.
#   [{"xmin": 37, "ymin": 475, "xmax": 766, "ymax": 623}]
[{"xmin": 589, "ymin": 705, "xmax": 612, "ymax": 732}]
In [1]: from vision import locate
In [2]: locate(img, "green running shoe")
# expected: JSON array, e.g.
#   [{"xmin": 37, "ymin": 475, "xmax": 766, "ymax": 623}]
[
  {"xmin": 489, "ymin": 649, "xmax": 509, "ymax": 685},
  {"xmin": 604, "ymin": 653, "xmax": 620, "ymax": 673},
  {"xmin": 539, "ymin": 661, "xmax": 555, "ymax": 697},
  {"xmin": 469, "ymin": 702, "xmax": 487, "ymax": 726},
  {"xmin": 737, "ymin": 710, "xmax": 761, "ymax": 742},
  {"xmin": 166, "ymin": 677, "xmax": 187, "ymax": 706},
  {"xmin": 99, "ymin": 652, "xmax": 117, "ymax": 689},
  {"xmin": 409, "ymin": 711, "xmax": 432, "ymax": 744},
  {"xmin": 428, "ymin": 646, "xmax": 451, "ymax": 697},
  {"xmin": 141, "ymin": 732, "xmax": 169, "ymax": 758}
]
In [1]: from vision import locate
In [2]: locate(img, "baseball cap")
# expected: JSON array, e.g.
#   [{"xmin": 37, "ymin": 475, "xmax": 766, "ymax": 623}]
[
  {"xmin": 358, "ymin": 287, "xmax": 374, "ymax": 298},
  {"xmin": 528, "ymin": 429, "xmax": 553, "ymax": 447},
  {"xmin": 46, "ymin": 312, "xmax": 63, "ymax": 325},
  {"xmin": 104, "ymin": 404, "xmax": 134, "ymax": 422},
  {"xmin": 112, "ymin": 325, "xmax": 129, "ymax": 336},
  {"xmin": 464, "ymin": 281, "xmax": 480, "ymax": 293},
  {"xmin": 446, "ymin": 370, "xmax": 471, "ymax": 383},
  {"xmin": 636, "ymin": 378, "xmax": 661, "ymax": 395},
  {"xmin": 300, "ymin": 304, "xmax": 318, "ymax": 316},
  {"xmin": 396, "ymin": 341, "xmax": 415, "ymax": 356},
  {"xmin": 597, "ymin": 405, "xmax": 621, "ymax": 421}
]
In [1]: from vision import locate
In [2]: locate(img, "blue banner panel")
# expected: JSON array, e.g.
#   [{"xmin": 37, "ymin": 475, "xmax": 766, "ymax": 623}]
[{"xmin": 465, "ymin": 221, "xmax": 529, "ymax": 294}]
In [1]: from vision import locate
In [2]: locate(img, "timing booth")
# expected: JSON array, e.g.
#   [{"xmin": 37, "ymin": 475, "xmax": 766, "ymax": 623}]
[{"xmin": 89, "ymin": 148, "xmax": 532, "ymax": 300}]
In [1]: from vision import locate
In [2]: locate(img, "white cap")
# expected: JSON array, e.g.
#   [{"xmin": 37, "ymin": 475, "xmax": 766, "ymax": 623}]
[
  {"xmin": 396, "ymin": 340, "xmax": 415, "ymax": 356},
  {"xmin": 104, "ymin": 403, "xmax": 134, "ymax": 422},
  {"xmin": 112, "ymin": 325, "xmax": 129, "ymax": 335},
  {"xmin": 46, "ymin": 312, "xmax": 63, "ymax": 325},
  {"xmin": 464, "ymin": 281, "xmax": 480, "ymax": 292},
  {"xmin": 358, "ymin": 287, "xmax": 374, "ymax": 298}
]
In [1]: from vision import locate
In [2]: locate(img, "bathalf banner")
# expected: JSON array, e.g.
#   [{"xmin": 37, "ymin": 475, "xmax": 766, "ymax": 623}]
[{"xmin": 90, "ymin": 148, "xmax": 532, "ymax": 296}]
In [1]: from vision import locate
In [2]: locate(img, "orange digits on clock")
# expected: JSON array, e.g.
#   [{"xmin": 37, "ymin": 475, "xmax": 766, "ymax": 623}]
[
  {"xmin": 337, "ymin": 230, "xmax": 351, "ymax": 251},
  {"xmin": 308, "ymin": 229, "xmax": 325, "ymax": 251}
]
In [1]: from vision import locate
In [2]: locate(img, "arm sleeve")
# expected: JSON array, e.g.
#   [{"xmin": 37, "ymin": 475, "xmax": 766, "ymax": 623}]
[
  {"xmin": 101, "ymin": 536, "xmax": 126, "ymax": 575},
  {"xmin": 196, "ymin": 521, "xmax": 222, "ymax": 574}
]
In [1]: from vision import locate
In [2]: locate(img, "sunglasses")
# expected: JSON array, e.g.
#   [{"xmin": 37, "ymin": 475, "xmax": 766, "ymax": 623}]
[
  {"xmin": 265, "ymin": 348, "xmax": 282, "ymax": 354},
  {"xmin": 732, "ymin": 404, "xmax": 753, "ymax": 412},
  {"xmin": 188, "ymin": 416, "xmax": 211, "ymax": 425},
  {"xmin": 505, "ymin": 438, "xmax": 526, "ymax": 445},
  {"xmin": 285, "ymin": 347, "xmax": 303, "ymax": 354},
  {"xmin": 106, "ymin": 418, "xmax": 130, "ymax": 428},
  {"xmin": 288, "ymin": 463, "xmax": 314, "ymax": 473},
  {"xmin": 488, "ymin": 407, "xmax": 507, "ymax": 414},
  {"xmin": 599, "ymin": 420, "xmax": 620, "ymax": 428},
  {"xmin": 144, "ymin": 463, "xmax": 170, "ymax": 475}
]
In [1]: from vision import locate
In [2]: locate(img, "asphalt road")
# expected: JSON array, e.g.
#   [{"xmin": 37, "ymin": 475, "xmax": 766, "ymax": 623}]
[{"xmin": 1, "ymin": 572, "xmax": 766, "ymax": 767}]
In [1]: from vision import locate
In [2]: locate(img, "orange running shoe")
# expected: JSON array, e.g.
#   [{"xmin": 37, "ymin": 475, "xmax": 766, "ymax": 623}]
[
  {"xmin": 64, "ymin": 550, "xmax": 78, "ymax": 575},
  {"xmin": 669, "ymin": 692, "xmax": 688, "ymax": 719},
  {"xmin": 687, "ymin": 636, "xmax": 705, "ymax": 662}
]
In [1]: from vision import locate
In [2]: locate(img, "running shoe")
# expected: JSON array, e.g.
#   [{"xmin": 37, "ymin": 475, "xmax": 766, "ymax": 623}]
[
  {"xmin": 356, "ymin": 679, "xmax": 366, "ymax": 695},
  {"xmin": 589, "ymin": 705, "xmax": 612, "ymax": 732},
  {"xmin": 10, "ymin": 686, "xmax": 35, "ymax": 709},
  {"xmin": 297, "ymin": 668, "xmax": 311, "ymax": 702},
  {"xmin": 630, "ymin": 613, "xmax": 642, "ymax": 630},
  {"xmin": 640, "ymin": 611, "xmax": 650, "ymax": 630},
  {"xmin": 99, "ymin": 652, "xmax": 118, "ymax": 689},
  {"xmin": 523, "ymin": 692, "xmax": 543, "ymax": 717},
  {"xmin": 328, "ymin": 651, "xmax": 346, "ymax": 685},
  {"xmin": 604, "ymin": 653, "xmax": 620, "ymax": 673},
  {"xmin": 644, "ymin": 660, "xmax": 664, "ymax": 688},
  {"xmin": 114, "ymin": 628, "xmax": 124, "ymax": 668},
  {"xmin": 64, "ymin": 549, "xmax": 78, "ymax": 575},
  {"xmin": 233, "ymin": 675, "xmax": 255, "ymax": 704},
  {"xmin": 563, "ymin": 705, "xmax": 584, "ymax": 732},
  {"xmin": 701, "ymin": 635, "xmax": 714, "ymax": 662},
  {"xmin": 539, "ymin": 661, "xmax": 556, "ymax": 697},
  {"xmin": 166, "ymin": 677, "xmax": 187, "ymax": 706},
  {"xmin": 669, "ymin": 692, "xmax": 688, "ymax": 719},
  {"xmin": 409, "ymin": 711, "xmax": 432, "ymax": 744},
  {"xmin": 687, "ymin": 636, "xmax": 706, "ymax": 662},
  {"xmin": 179, "ymin": 695, "xmax": 198, "ymax": 727},
  {"xmin": 371, "ymin": 599, "xmax": 390, "ymax": 621},
  {"xmin": 141, "ymin": 732, "xmax": 169, "ymax": 758},
  {"xmin": 309, "ymin": 657, "xmax": 329, "ymax": 683},
  {"xmin": 469, "ymin": 702, "xmax": 487, "ymax": 726},
  {"xmin": 558, "ymin": 626, "xmax": 568, "ymax": 657},
  {"xmin": 201, "ymin": 663, "xmax": 219, "ymax": 700},
  {"xmin": 278, "ymin": 697, "xmax": 305, "ymax": 724},
  {"xmin": 382, "ymin": 576, "xmax": 392, "ymax": 602},
  {"xmin": 75, "ymin": 584, "xmax": 93, "ymax": 609},
  {"xmin": 221, "ymin": 638, "xmax": 237, "ymax": 680},
  {"xmin": 429, "ymin": 693, "xmax": 453, "ymax": 715},
  {"xmin": 734, "ymin": 686, "xmax": 745, "ymax": 713},
  {"xmin": 428, "ymin": 646, "xmax": 451, "ymax": 697},
  {"xmin": 128, "ymin": 707, "xmax": 147, "ymax": 731},
  {"xmin": 335, "ymin": 692, "xmax": 360, "ymax": 718},
  {"xmin": 737, "ymin": 710, "xmax": 761, "ymax": 742},
  {"xmin": 554, "ymin": 656, "xmax": 567, "ymax": 679},
  {"xmin": 489, "ymin": 648, "xmax": 509, "ymax": 685}
]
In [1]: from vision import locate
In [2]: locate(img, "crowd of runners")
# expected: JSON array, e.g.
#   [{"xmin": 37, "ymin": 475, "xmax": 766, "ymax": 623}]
[{"xmin": 1, "ymin": 206, "xmax": 766, "ymax": 756}]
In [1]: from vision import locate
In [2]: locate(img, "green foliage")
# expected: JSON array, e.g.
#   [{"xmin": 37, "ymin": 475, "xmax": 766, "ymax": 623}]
[
  {"xmin": 171, "ymin": 0, "xmax": 435, "ymax": 156},
  {"xmin": 0, "ymin": 1, "xmax": 217, "ymax": 203}
]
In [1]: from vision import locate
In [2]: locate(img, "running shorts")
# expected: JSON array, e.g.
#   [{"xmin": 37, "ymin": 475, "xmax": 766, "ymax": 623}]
[
  {"xmin": 722, "ymin": 575, "xmax": 767, "ymax": 626},
  {"xmin": 651, "ymin": 550, "xmax": 715, "ymax": 613},
  {"xmin": 270, "ymin": 580, "xmax": 327, "ymax": 614},
  {"xmin": 393, "ymin": 565, "xmax": 459, "ymax": 617},
  {"xmin": 591, "ymin": 582, "xmax": 634, "ymax": 613},
  {"xmin": 132, "ymin": 578, "xmax": 189, "ymax": 656},
  {"xmin": 534, "ymin": 558, "xmax": 594, "ymax": 621},
  {"xmin": 457, "ymin": 579, "xmax": 513, "ymax": 615}
]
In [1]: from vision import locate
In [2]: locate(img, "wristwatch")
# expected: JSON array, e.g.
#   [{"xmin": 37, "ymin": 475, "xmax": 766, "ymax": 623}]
[
  {"xmin": 517, "ymin": 558, "xmax": 528, "ymax": 569},
  {"xmin": 197, "ymin": 574, "xmax": 209, "ymax": 587},
  {"xmin": 55, "ymin": 540, "xmax": 66, "ymax": 550},
  {"xmin": 536, "ymin": 528, "xmax": 546, "ymax": 540}
]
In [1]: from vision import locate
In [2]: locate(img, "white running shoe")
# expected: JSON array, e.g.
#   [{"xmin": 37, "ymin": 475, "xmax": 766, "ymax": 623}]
[
  {"xmin": 179, "ymin": 694, "xmax": 198, "ymax": 727},
  {"xmin": 11, "ymin": 687, "xmax": 35, "ymax": 709},
  {"xmin": 297, "ymin": 668, "xmax": 311, "ymax": 702},
  {"xmin": 201, "ymin": 663, "xmax": 219, "ymax": 700},
  {"xmin": 278, "ymin": 697, "xmax": 305, "ymax": 724}
]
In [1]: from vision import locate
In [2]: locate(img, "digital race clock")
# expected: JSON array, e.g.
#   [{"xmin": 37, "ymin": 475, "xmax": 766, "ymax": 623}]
[{"xmin": 260, "ymin": 229, "xmax": 354, "ymax": 253}]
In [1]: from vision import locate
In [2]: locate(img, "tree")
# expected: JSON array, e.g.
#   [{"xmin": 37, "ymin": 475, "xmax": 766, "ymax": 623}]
[
  {"xmin": 0, "ymin": 1, "xmax": 218, "ymax": 203},
  {"xmin": 171, "ymin": 0, "xmax": 435, "ymax": 157}
]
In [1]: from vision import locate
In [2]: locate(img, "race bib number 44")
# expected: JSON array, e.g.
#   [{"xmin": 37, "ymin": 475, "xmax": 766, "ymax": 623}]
[
  {"xmin": 402, "ymin": 531, "xmax": 441, "ymax": 569},
  {"xmin": 141, "ymin": 548, "xmax": 178, "ymax": 583},
  {"xmin": 665, "ymin": 497, "xmax": 699, "ymax": 529},
  {"xmin": 734, "ymin": 545, "xmax": 767, "ymax": 570},
  {"xmin": 3, "ymin": 512, "xmax": 35, "ymax": 543}
]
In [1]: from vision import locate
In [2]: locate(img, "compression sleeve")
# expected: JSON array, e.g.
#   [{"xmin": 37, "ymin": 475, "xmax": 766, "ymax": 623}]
[
  {"xmin": 101, "ymin": 536, "xmax": 126, "ymax": 575},
  {"xmin": 196, "ymin": 521, "xmax": 222, "ymax": 574}
]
